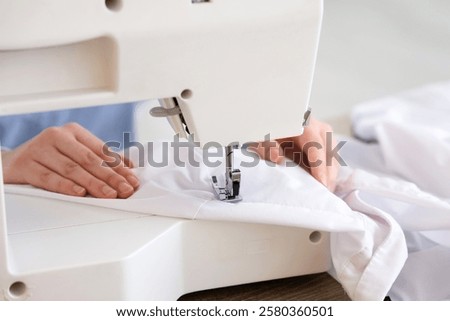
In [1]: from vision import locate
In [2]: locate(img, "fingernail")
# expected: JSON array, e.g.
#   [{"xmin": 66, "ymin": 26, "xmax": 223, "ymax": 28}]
[
  {"xmin": 102, "ymin": 185, "xmax": 117, "ymax": 197},
  {"xmin": 127, "ymin": 175, "xmax": 140, "ymax": 188},
  {"xmin": 118, "ymin": 182, "xmax": 133, "ymax": 194},
  {"xmin": 73, "ymin": 185, "xmax": 86, "ymax": 195}
]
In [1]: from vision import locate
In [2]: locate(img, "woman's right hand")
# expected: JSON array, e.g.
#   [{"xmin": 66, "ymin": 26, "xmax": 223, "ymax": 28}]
[{"xmin": 2, "ymin": 123, "xmax": 140, "ymax": 198}]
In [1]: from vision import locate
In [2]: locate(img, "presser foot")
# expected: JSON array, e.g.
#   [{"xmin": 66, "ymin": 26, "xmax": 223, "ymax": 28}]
[
  {"xmin": 211, "ymin": 144, "xmax": 242, "ymax": 203},
  {"xmin": 211, "ymin": 175, "xmax": 242, "ymax": 203}
]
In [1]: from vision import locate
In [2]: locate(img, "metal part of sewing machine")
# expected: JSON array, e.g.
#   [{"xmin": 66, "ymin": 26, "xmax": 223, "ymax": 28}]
[
  {"xmin": 211, "ymin": 144, "xmax": 242, "ymax": 202},
  {"xmin": 0, "ymin": 0, "xmax": 325, "ymax": 300},
  {"xmin": 151, "ymin": 98, "xmax": 242, "ymax": 202}
]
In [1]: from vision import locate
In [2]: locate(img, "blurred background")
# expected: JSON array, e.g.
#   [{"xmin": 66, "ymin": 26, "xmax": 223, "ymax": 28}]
[{"xmin": 311, "ymin": 0, "xmax": 450, "ymax": 134}]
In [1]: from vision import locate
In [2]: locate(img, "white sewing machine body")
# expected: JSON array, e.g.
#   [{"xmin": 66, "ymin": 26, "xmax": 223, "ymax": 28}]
[
  {"xmin": 5, "ymin": 193, "xmax": 330, "ymax": 300},
  {"xmin": 0, "ymin": 0, "xmax": 328, "ymax": 300}
]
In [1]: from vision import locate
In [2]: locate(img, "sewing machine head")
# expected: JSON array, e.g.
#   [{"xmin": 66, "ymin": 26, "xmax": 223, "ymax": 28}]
[
  {"xmin": 0, "ymin": 0, "xmax": 323, "ymax": 201},
  {"xmin": 0, "ymin": 0, "xmax": 322, "ymax": 142}
]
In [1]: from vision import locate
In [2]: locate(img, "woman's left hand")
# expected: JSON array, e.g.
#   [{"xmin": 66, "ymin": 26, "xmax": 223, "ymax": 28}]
[{"xmin": 250, "ymin": 117, "xmax": 340, "ymax": 192}]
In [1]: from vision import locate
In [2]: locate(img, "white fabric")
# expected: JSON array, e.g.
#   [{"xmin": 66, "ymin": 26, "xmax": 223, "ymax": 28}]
[
  {"xmin": 348, "ymin": 81, "xmax": 450, "ymax": 300},
  {"xmin": 352, "ymin": 81, "xmax": 450, "ymax": 199},
  {"xmin": 6, "ymin": 141, "xmax": 408, "ymax": 301}
]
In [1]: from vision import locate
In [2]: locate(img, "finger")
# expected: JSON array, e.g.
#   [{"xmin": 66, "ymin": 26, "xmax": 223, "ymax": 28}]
[
  {"xmin": 276, "ymin": 137, "xmax": 304, "ymax": 167},
  {"xmin": 34, "ymin": 148, "xmax": 112, "ymax": 198},
  {"xmin": 295, "ymin": 130, "xmax": 329, "ymax": 187},
  {"xmin": 24, "ymin": 161, "xmax": 87, "ymax": 197},
  {"xmin": 65, "ymin": 123, "xmax": 139, "ymax": 188},
  {"xmin": 102, "ymin": 145, "xmax": 135, "ymax": 169},
  {"xmin": 52, "ymin": 141, "xmax": 135, "ymax": 198},
  {"xmin": 305, "ymin": 140, "xmax": 328, "ymax": 187},
  {"xmin": 122, "ymin": 155, "xmax": 134, "ymax": 169},
  {"xmin": 101, "ymin": 146, "xmax": 140, "ymax": 189},
  {"xmin": 322, "ymin": 131, "xmax": 340, "ymax": 192},
  {"xmin": 65, "ymin": 123, "xmax": 121, "ymax": 160},
  {"xmin": 318, "ymin": 128, "xmax": 334, "ymax": 188},
  {"xmin": 105, "ymin": 159, "xmax": 140, "ymax": 191}
]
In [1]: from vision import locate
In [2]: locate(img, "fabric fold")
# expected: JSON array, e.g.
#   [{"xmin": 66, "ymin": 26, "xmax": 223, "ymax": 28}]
[{"xmin": 348, "ymin": 81, "xmax": 450, "ymax": 300}]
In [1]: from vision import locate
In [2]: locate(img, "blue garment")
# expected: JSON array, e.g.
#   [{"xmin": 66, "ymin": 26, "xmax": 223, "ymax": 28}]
[{"xmin": 0, "ymin": 103, "xmax": 135, "ymax": 150}]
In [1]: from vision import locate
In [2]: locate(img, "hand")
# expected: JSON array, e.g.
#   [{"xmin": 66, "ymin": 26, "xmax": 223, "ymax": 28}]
[
  {"xmin": 1, "ymin": 123, "xmax": 140, "ymax": 198},
  {"xmin": 250, "ymin": 117, "xmax": 340, "ymax": 191}
]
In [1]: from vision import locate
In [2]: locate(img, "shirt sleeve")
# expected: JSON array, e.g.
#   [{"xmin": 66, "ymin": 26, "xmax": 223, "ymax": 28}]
[{"xmin": 0, "ymin": 103, "xmax": 136, "ymax": 150}]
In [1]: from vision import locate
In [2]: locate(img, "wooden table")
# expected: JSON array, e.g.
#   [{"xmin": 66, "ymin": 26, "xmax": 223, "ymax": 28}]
[{"xmin": 179, "ymin": 272, "xmax": 350, "ymax": 301}]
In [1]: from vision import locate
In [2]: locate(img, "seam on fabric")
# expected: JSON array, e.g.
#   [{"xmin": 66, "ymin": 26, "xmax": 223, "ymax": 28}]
[{"xmin": 192, "ymin": 197, "xmax": 214, "ymax": 220}]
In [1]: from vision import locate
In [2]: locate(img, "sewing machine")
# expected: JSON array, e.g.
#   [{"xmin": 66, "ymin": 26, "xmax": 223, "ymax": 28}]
[{"xmin": 0, "ymin": 0, "xmax": 328, "ymax": 300}]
